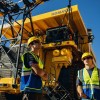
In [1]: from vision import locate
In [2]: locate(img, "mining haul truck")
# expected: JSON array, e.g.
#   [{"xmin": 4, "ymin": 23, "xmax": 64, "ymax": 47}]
[{"xmin": 0, "ymin": 1, "xmax": 95, "ymax": 100}]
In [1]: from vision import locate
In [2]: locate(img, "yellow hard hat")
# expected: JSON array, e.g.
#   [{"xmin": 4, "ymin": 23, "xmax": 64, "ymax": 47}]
[
  {"xmin": 27, "ymin": 36, "xmax": 40, "ymax": 46},
  {"xmin": 81, "ymin": 52, "xmax": 93, "ymax": 60}
]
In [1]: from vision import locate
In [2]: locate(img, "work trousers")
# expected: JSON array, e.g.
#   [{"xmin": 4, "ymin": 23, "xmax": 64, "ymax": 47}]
[{"xmin": 22, "ymin": 92, "xmax": 43, "ymax": 100}]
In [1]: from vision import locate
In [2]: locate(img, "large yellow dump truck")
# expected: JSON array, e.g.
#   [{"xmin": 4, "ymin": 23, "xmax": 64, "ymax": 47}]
[{"xmin": 0, "ymin": 4, "xmax": 95, "ymax": 100}]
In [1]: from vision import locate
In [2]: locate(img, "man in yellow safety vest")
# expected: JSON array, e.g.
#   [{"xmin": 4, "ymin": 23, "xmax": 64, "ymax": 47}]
[
  {"xmin": 77, "ymin": 52, "xmax": 100, "ymax": 100},
  {"xmin": 20, "ymin": 36, "xmax": 48, "ymax": 100}
]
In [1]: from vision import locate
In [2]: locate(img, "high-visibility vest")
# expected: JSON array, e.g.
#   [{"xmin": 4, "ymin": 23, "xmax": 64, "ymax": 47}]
[
  {"xmin": 20, "ymin": 52, "xmax": 43, "ymax": 93},
  {"xmin": 21, "ymin": 51, "xmax": 43, "ymax": 69},
  {"xmin": 78, "ymin": 67, "xmax": 100, "ymax": 100}
]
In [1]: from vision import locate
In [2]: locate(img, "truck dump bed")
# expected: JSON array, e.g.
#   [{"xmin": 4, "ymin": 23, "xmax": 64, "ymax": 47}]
[{"xmin": 2, "ymin": 5, "xmax": 91, "ymax": 52}]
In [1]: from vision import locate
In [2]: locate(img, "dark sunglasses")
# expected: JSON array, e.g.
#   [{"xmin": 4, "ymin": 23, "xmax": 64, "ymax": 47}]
[
  {"xmin": 30, "ymin": 41, "xmax": 40, "ymax": 45},
  {"xmin": 83, "ymin": 56, "xmax": 93, "ymax": 60}
]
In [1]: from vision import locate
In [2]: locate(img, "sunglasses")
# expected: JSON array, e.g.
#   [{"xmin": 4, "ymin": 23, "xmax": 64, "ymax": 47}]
[
  {"xmin": 30, "ymin": 41, "xmax": 40, "ymax": 45},
  {"xmin": 83, "ymin": 56, "xmax": 93, "ymax": 60}
]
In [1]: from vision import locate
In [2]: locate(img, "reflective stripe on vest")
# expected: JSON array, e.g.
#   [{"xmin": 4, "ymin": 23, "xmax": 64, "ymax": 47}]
[
  {"xmin": 83, "ymin": 84, "xmax": 100, "ymax": 89},
  {"xmin": 21, "ymin": 71, "xmax": 32, "ymax": 76},
  {"xmin": 25, "ymin": 86, "xmax": 42, "ymax": 91}
]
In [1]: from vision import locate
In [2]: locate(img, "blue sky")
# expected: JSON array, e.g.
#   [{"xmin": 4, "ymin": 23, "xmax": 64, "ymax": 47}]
[{"xmin": 9, "ymin": 0, "xmax": 100, "ymax": 68}]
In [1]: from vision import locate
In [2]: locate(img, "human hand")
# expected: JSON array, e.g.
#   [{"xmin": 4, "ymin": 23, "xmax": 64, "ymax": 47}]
[
  {"xmin": 79, "ymin": 92, "xmax": 87, "ymax": 99},
  {"xmin": 43, "ymin": 73, "xmax": 49, "ymax": 81}
]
